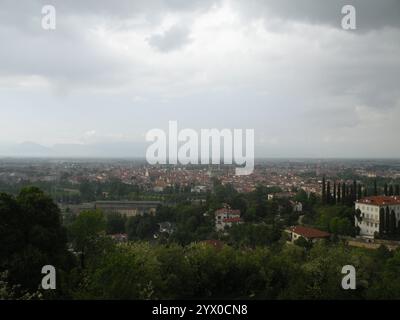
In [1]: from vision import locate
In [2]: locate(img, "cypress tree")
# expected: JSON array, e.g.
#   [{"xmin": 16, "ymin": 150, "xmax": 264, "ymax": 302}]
[
  {"xmin": 384, "ymin": 183, "xmax": 388, "ymax": 196},
  {"xmin": 327, "ymin": 181, "xmax": 331, "ymax": 205},
  {"xmin": 337, "ymin": 183, "xmax": 341, "ymax": 203},
  {"xmin": 379, "ymin": 207, "xmax": 385, "ymax": 236},
  {"xmin": 395, "ymin": 184, "xmax": 400, "ymax": 196},
  {"xmin": 342, "ymin": 183, "xmax": 346, "ymax": 205},
  {"xmin": 357, "ymin": 184, "xmax": 362, "ymax": 200},
  {"xmin": 374, "ymin": 179, "xmax": 378, "ymax": 196},
  {"xmin": 333, "ymin": 182, "xmax": 337, "ymax": 205},
  {"xmin": 385, "ymin": 206, "xmax": 390, "ymax": 234},
  {"xmin": 390, "ymin": 210, "xmax": 396, "ymax": 235},
  {"xmin": 389, "ymin": 184, "xmax": 394, "ymax": 196},
  {"xmin": 322, "ymin": 176, "xmax": 326, "ymax": 204}
]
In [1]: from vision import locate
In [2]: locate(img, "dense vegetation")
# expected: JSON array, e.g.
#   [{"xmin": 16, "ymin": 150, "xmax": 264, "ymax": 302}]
[{"xmin": 2, "ymin": 186, "xmax": 400, "ymax": 300}]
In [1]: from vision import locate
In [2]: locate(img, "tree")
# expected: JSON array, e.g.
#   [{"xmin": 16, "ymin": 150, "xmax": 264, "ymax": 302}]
[
  {"xmin": 385, "ymin": 207, "xmax": 391, "ymax": 235},
  {"xmin": 341, "ymin": 183, "xmax": 346, "ymax": 205},
  {"xmin": 322, "ymin": 176, "xmax": 326, "ymax": 205},
  {"xmin": 106, "ymin": 213, "xmax": 126, "ymax": 234},
  {"xmin": 384, "ymin": 183, "xmax": 388, "ymax": 196},
  {"xmin": 389, "ymin": 185, "xmax": 394, "ymax": 196},
  {"xmin": 0, "ymin": 187, "xmax": 71, "ymax": 294},
  {"xmin": 379, "ymin": 208, "xmax": 385, "ymax": 236},
  {"xmin": 374, "ymin": 179, "xmax": 378, "ymax": 196},
  {"xmin": 333, "ymin": 182, "xmax": 337, "ymax": 205},
  {"xmin": 69, "ymin": 209, "xmax": 106, "ymax": 267},
  {"xmin": 352, "ymin": 180, "xmax": 357, "ymax": 202},
  {"xmin": 390, "ymin": 210, "xmax": 397, "ymax": 236},
  {"xmin": 326, "ymin": 181, "xmax": 331, "ymax": 205},
  {"xmin": 357, "ymin": 184, "xmax": 362, "ymax": 200}
]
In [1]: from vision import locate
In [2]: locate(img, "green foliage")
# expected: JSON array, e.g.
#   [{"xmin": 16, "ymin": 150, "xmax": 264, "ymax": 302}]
[
  {"xmin": 226, "ymin": 224, "xmax": 282, "ymax": 248},
  {"xmin": 106, "ymin": 213, "xmax": 126, "ymax": 234},
  {"xmin": 0, "ymin": 187, "xmax": 73, "ymax": 296},
  {"xmin": 69, "ymin": 209, "xmax": 106, "ymax": 253},
  {"xmin": 316, "ymin": 205, "xmax": 356, "ymax": 236}
]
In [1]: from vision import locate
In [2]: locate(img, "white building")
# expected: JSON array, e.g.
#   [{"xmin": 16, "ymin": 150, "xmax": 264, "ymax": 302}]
[
  {"xmin": 191, "ymin": 185, "xmax": 207, "ymax": 193},
  {"xmin": 355, "ymin": 196, "xmax": 400, "ymax": 238},
  {"xmin": 290, "ymin": 201, "xmax": 303, "ymax": 213},
  {"xmin": 215, "ymin": 205, "xmax": 242, "ymax": 231}
]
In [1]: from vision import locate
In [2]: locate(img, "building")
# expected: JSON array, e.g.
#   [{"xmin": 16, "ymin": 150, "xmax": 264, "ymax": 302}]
[
  {"xmin": 191, "ymin": 185, "xmax": 207, "ymax": 193},
  {"xmin": 158, "ymin": 221, "xmax": 176, "ymax": 235},
  {"xmin": 214, "ymin": 205, "xmax": 242, "ymax": 231},
  {"xmin": 199, "ymin": 239, "xmax": 224, "ymax": 250},
  {"xmin": 355, "ymin": 196, "xmax": 400, "ymax": 238},
  {"xmin": 95, "ymin": 201, "xmax": 161, "ymax": 216},
  {"xmin": 290, "ymin": 201, "xmax": 303, "ymax": 213},
  {"xmin": 286, "ymin": 225, "xmax": 330, "ymax": 243},
  {"xmin": 63, "ymin": 201, "xmax": 161, "ymax": 217}
]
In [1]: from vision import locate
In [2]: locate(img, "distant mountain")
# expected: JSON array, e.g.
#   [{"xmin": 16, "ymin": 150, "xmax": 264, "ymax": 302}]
[{"xmin": 0, "ymin": 141, "xmax": 53, "ymax": 157}]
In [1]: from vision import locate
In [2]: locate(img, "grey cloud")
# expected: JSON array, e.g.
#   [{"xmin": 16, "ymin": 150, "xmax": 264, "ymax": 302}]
[
  {"xmin": 233, "ymin": 0, "xmax": 400, "ymax": 31},
  {"xmin": 147, "ymin": 25, "xmax": 191, "ymax": 52}
]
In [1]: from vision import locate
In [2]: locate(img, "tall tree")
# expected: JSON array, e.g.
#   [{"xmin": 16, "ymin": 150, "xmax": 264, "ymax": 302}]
[
  {"xmin": 389, "ymin": 185, "xmax": 394, "ymax": 196},
  {"xmin": 337, "ymin": 183, "xmax": 341, "ymax": 203},
  {"xmin": 326, "ymin": 181, "xmax": 331, "ymax": 205},
  {"xmin": 390, "ymin": 210, "xmax": 397, "ymax": 235},
  {"xmin": 333, "ymin": 182, "xmax": 337, "ymax": 205},
  {"xmin": 322, "ymin": 176, "xmax": 326, "ymax": 205},
  {"xmin": 341, "ymin": 183, "xmax": 346, "ymax": 205},
  {"xmin": 374, "ymin": 179, "xmax": 378, "ymax": 196},
  {"xmin": 0, "ymin": 187, "xmax": 71, "ymax": 293},
  {"xmin": 384, "ymin": 183, "xmax": 388, "ymax": 196},
  {"xmin": 379, "ymin": 207, "xmax": 385, "ymax": 236},
  {"xmin": 357, "ymin": 184, "xmax": 362, "ymax": 200},
  {"xmin": 385, "ymin": 207, "xmax": 391, "ymax": 235},
  {"xmin": 353, "ymin": 180, "xmax": 357, "ymax": 202},
  {"xmin": 395, "ymin": 184, "xmax": 400, "ymax": 196}
]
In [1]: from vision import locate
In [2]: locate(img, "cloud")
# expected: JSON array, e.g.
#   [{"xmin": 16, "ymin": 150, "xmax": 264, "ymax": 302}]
[
  {"xmin": 148, "ymin": 24, "xmax": 192, "ymax": 52},
  {"xmin": 0, "ymin": 0, "xmax": 399, "ymax": 157}
]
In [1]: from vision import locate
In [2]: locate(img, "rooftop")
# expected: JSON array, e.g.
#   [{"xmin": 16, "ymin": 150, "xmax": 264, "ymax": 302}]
[
  {"xmin": 288, "ymin": 226, "xmax": 330, "ymax": 239},
  {"xmin": 356, "ymin": 196, "xmax": 400, "ymax": 206}
]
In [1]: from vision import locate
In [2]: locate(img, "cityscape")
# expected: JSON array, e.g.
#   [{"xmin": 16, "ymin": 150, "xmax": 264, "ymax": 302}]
[{"xmin": 1, "ymin": 0, "xmax": 400, "ymax": 311}]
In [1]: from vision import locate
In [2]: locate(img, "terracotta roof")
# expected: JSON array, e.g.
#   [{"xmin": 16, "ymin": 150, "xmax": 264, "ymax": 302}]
[
  {"xmin": 215, "ymin": 208, "xmax": 241, "ymax": 216},
  {"xmin": 288, "ymin": 226, "xmax": 330, "ymax": 239},
  {"xmin": 356, "ymin": 196, "xmax": 400, "ymax": 206},
  {"xmin": 223, "ymin": 217, "xmax": 242, "ymax": 223},
  {"xmin": 200, "ymin": 239, "xmax": 224, "ymax": 250}
]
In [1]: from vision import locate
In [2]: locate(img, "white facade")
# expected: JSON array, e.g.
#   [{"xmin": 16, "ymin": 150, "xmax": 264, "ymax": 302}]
[
  {"xmin": 215, "ymin": 207, "xmax": 241, "ymax": 231},
  {"xmin": 355, "ymin": 196, "xmax": 400, "ymax": 238}
]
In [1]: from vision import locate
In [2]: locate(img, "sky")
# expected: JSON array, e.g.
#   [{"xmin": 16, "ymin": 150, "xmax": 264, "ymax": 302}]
[{"xmin": 0, "ymin": 0, "xmax": 399, "ymax": 158}]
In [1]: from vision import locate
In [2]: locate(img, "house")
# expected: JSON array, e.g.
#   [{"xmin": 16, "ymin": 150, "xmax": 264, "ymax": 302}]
[
  {"xmin": 191, "ymin": 185, "xmax": 207, "ymax": 193},
  {"xmin": 355, "ymin": 196, "xmax": 400, "ymax": 238},
  {"xmin": 109, "ymin": 233, "xmax": 128, "ymax": 242},
  {"xmin": 286, "ymin": 225, "xmax": 330, "ymax": 243},
  {"xmin": 199, "ymin": 239, "xmax": 224, "ymax": 250},
  {"xmin": 158, "ymin": 221, "xmax": 176, "ymax": 235},
  {"xmin": 290, "ymin": 201, "xmax": 303, "ymax": 213},
  {"xmin": 215, "ymin": 205, "xmax": 243, "ymax": 231}
]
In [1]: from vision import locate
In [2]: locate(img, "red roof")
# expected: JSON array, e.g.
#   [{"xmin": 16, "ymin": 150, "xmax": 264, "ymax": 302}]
[
  {"xmin": 215, "ymin": 208, "xmax": 241, "ymax": 216},
  {"xmin": 356, "ymin": 196, "xmax": 400, "ymax": 206},
  {"xmin": 223, "ymin": 217, "xmax": 242, "ymax": 223},
  {"xmin": 200, "ymin": 240, "xmax": 224, "ymax": 250},
  {"xmin": 288, "ymin": 226, "xmax": 330, "ymax": 239}
]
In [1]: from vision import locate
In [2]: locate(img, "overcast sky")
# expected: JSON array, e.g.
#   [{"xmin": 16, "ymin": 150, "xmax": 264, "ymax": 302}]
[{"xmin": 0, "ymin": 0, "xmax": 399, "ymax": 158}]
